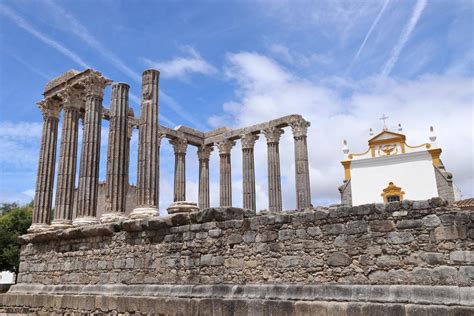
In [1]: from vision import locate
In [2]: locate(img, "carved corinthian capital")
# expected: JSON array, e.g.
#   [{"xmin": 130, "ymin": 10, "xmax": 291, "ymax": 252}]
[
  {"xmin": 197, "ymin": 145, "xmax": 213, "ymax": 160},
  {"xmin": 169, "ymin": 138, "xmax": 188, "ymax": 154},
  {"xmin": 263, "ymin": 127, "xmax": 284, "ymax": 144},
  {"xmin": 289, "ymin": 119, "xmax": 311, "ymax": 138},
  {"xmin": 58, "ymin": 86, "xmax": 84, "ymax": 111},
  {"xmin": 241, "ymin": 133, "xmax": 259, "ymax": 149},
  {"xmin": 37, "ymin": 98, "xmax": 61, "ymax": 119},
  {"xmin": 217, "ymin": 140, "xmax": 236, "ymax": 155},
  {"xmin": 81, "ymin": 71, "xmax": 111, "ymax": 98}
]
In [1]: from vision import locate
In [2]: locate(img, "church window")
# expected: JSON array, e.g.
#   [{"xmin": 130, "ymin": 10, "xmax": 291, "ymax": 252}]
[{"xmin": 381, "ymin": 182, "xmax": 405, "ymax": 203}]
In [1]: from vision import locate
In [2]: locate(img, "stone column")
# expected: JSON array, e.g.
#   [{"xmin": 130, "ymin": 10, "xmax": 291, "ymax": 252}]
[
  {"xmin": 125, "ymin": 122, "xmax": 133, "ymax": 188},
  {"xmin": 131, "ymin": 69, "xmax": 160, "ymax": 218},
  {"xmin": 241, "ymin": 133, "xmax": 259, "ymax": 210},
  {"xmin": 101, "ymin": 83, "xmax": 130, "ymax": 222},
  {"xmin": 263, "ymin": 127, "xmax": 284, "ymax": 212},
  {"xmin": 29, "ymin": 98, "xmax": 60, "ymax": 233},
  {"xmin": 197, "ymin": 145, "xmax": 213, "ymax": 209},
  {"xmin": 74, "ymin": 72, "xmax": 110, "ymax": 226},
  {"xmin": 290, "ymin": 119, "xmax": 312, "ymax": 209},
  {"xmin": 169, "ymin": 138, "xmax": 188, "ymax": 202},
  {"xmin": 217, "ymin": 140, "xmax": 235, "ymax": 207},
  {"xmin": 52, "ymin": 87, "xmax": 82, "ymax": 228}
]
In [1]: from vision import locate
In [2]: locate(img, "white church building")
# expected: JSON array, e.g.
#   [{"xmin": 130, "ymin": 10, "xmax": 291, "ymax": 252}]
[{"xmin": 339, "ymin": 120, "xmax": 460, "ymax": 206}]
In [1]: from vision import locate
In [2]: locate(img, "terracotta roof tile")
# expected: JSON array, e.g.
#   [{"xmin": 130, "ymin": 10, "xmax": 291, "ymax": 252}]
[{"xmin": 454, "ymin": 198, "xmax": 474, "ymax": 208}]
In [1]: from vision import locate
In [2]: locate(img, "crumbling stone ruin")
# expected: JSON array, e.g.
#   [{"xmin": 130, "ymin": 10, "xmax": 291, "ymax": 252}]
[{"xmin": 0, "ymin": 69, "xmax": 472, "ymax": 315}]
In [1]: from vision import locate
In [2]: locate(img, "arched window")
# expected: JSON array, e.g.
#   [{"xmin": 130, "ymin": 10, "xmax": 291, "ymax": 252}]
[{"xmin": 381, "ymin": 182, "xmax": 405, "ymax": 203}]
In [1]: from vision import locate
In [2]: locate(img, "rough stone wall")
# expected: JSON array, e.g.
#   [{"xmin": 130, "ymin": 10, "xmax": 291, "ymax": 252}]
[
  {"xmin": 435, "ymin": 166, "xmax": 455, "ymax": 203},
  {"xmin": 16, "ymin": 198, "xmax": 473, "ymax": 287}
]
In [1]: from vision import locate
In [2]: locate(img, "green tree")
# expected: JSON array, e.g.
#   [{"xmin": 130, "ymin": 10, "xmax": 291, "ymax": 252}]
[{"xmin": 0, "ymin": 202, "xmax": 32, "ymax": 279}]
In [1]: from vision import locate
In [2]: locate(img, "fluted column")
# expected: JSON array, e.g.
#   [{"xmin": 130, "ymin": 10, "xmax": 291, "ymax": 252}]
[
  {"xmin": 52, "ymin": 87, "xmax": 82, "ymax": 228},
  {"xmin": 197, "ymin": 145, "xmax": 213, "ymax": 209},
  {"xmin": 131, "ymin": 69, "xmax": 160, "ymax": 218},
  {"xmin": 290, "ymin": 119, "xmax": 312, "ymax": 209},
  {"xmin": 101, "ymin": 83, "xmax": 130, "ymax": 222},
  {"xmin": 29, "ymin": 98, "xmax": 60, "ymax": 233},
  {"xmin": 74, "ymin": 72, "xmax": 110, "ymax": 226},
  {"xmin": 125, "ymin": 121, "xmax": 133, "ymax": 187},
  {"xmin": 217, "ymin": 140, "xmax": 236, "ymax": 207},
  {"xmin": 241, "ymin": 133, "xmax": 259, "ymax": 210},
  {"xmin": 263, "ymin": 127, "xmax": 284, "ymax": 212},
  {"xmin": 169, "ymin": 138, "xmax": 188, "ymax": 202}
]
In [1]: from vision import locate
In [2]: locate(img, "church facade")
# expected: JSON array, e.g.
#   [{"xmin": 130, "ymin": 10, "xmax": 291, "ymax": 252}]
[{"xmin": 339, "ymin": 124, "xmax": 459, "ymax": 206}]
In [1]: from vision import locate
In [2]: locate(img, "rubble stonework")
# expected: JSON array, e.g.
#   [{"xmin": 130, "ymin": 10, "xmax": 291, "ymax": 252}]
[{"xmin": 1, "ymin": 198, "xmax": 473, "ymax": 314}]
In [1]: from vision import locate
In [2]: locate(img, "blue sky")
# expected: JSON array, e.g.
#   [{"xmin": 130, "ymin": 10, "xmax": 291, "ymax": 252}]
[{"xmin": 0, "ymin": 0, "xmax": 473, "ymax": 210}]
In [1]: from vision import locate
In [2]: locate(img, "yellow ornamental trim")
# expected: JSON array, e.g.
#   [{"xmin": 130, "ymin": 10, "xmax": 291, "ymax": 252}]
[{"xmin": 381, "ymin": 182, "xmax": 405, "ymax": 203}]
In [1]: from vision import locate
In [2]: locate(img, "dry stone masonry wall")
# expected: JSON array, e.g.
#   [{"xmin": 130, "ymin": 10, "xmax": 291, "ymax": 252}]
[{"xmin": 14, "ymin": 198, "xmax": 473, "ymax": 286}]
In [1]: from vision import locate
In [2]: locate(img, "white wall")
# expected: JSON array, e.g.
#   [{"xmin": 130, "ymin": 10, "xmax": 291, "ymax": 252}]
[
  {"xmin": 0, "ymin": 271, "xmax": 15, "ymax": 284},
  {"xmin": 351, "ymin": 151, "xmax": 439, "ymax": 206}
]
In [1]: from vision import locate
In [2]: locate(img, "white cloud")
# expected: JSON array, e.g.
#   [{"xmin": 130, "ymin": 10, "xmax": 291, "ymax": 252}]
[
  {"xmin": 381, "ymin": 0, "xmax": 427, "ymax": 76},
  {"xmin": 142, "ymin": 46, "xmax": 217, "ymax": 80},
  {"xmin": 216, "ymin": 52, "xmax": 473, "ymax": 208}
]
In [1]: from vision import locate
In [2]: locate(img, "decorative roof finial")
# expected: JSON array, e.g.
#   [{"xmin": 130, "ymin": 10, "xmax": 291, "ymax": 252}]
[
  {"xmin": 398, "ymin": 123, "xmax": 403, "ymax": 132},
  {"xmin": 380, "ymin": 114, "xmax": 389, "ymax": 131},
  {"xmin": 369, "ymin": 128, "xmax": 374, "ymax": 136},
  {"xmin": 342, "ymin": 139, "xmax": 349, "ymax": 154},
  {"xmin": 429, "ymin": 126, "xmax": 437, "ymax": 145}
]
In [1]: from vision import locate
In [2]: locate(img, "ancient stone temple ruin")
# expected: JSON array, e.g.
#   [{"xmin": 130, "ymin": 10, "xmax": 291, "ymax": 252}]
[{"xmin": 1, "ymin": 69, "xmax": 472, "ymax": 315}]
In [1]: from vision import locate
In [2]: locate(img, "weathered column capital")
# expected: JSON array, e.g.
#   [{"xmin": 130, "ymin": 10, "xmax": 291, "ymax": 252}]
[
  {"xmin": 217, "ymin": 139, "xmax": 236, "ymax": 155},
  {"xmin": 289, "ymin": 119, "xmax": 310, "ymax": 138},
  {"xmin": 81, "ymin": 72, "xmax": 111, "ymax": 98},
  {"xmin": 263, "ymin": 127, "xmax": 284, "ymax": 144},
  {"xmin": 169, "ymin": 138, "xmax": 188, "ymax": 154},
  {"xmin": 197, "ymin": 145, "xmax": 213, "ymax": 160},
  {"xmin": 58, "ymin": 86, "xmax": 84, "ymax": 111},
  {"xmin": 37, "ymin": 98, "xmax": 61, "ymax": 119},
  {"xmin": 241, "ymin": 133, "xmax": 259, "ymax": 149}
]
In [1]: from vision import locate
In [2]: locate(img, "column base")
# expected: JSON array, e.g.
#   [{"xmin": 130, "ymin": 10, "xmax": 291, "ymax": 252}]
[
  {"xmin": 50, "ymin": 219, "xmax": 73, "ymax": 229},
  {"xmin": 129, "ymin": 207, "xmax": 159, "ymax": 219},
  {"xmin": 100, "ymin": 212, "xmax": 128, "ymax": 223},
  {"xmin": 72, "ymin": 216, "xmax": 99, "ymax": 226},
  {"xmin": 167, "ymin": 201, "xmax": 199, "ymax": 214},
  {"xmin": 27, "ymin": 223, "xmax": 52, "ymax": 234}
]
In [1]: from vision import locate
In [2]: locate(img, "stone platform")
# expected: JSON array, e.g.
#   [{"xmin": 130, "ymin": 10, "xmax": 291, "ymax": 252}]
[{"xmin": 1, "ymin": 198, "xmax": 473, "ymax": 315}]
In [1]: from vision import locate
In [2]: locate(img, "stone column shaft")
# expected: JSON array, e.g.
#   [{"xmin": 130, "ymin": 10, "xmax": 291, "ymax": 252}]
[
  {"xmin": 264, "ymin": 127, "xmax": 284, "ymax": 212},
  {"xmin": 30, "ymin": 99, "xmax": 60, "ymax": 232},
  {"xmin": 102, "ymin": 83, "xmax": 130, "ymax": 221},
  {"xmin": 241, "ymin": 134, "xmax": 259, "ymax": 210},
  {"xmin": 53, "ymin": 90, "xmax": 81, "ymax": 228},
  {"xmin": 290, "ymin": 119, "xmax": 312, "ymax": 209},
  {"xmin": 198, "ymin": 145, "xmax": 213, "ymax": 209},
  {"xmin": 170, "ymin": 138, "xmax": 187, "ymax": 202},
  {"xmin": 218, "ymin": 140, "xmax": 235, "ymax": 207},
  {"xmin": 75, "ymin": 73, "xmax": 110, "ymax": 225},
  {"xmin": 132, "ymin": 69, "xmax": 160, "ymax": 218}
]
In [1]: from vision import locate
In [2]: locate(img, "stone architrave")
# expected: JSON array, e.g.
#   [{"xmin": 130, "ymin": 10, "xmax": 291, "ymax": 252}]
[
  {"xmin": 263, "ymin": 127, "xmax": 284, "ymax": 212},
  {"xmin": 241, "ymin": 133, "xmax": 259, "ymax": 210},
  {"xmin": 169, "ymin": 138, "xmax": 188, "ymax": 202},
  {"xmin": 74, "ymin": 72, "xmax": 111, "ymax": 226},
  {"xmin": 29, "ymin": 98, "xmax": 61, "ymax": 233},
  {"xmin": 52, "ymin": 87, "xmax": 82, "ymax": 229},
  {"xmin": 290, "ymin": 119, "xmax": 312, "ymax": 209},
  {"xmin": 217, "ymin": 140, "xmax": 236, "ymax": 207},
  {"xmin": 197, "ymin": 145, "xmax": 213, "ymax": 209},
  {"xmin": 131, "ymin": 69, "xmax": 160, "ymax": 219},
  {"xmin": 101, "ymin": 83, "xmax": 130, "ymax": 223}
]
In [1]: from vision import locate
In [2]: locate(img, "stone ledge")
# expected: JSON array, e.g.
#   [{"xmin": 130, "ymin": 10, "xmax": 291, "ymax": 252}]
[
  {"xmin": 7, "ymin": 284, "xmax": 473, "ymax": 306},
  {"xmin": 18, "ymin": 198, "xmax": 456, "ymax": 245}
]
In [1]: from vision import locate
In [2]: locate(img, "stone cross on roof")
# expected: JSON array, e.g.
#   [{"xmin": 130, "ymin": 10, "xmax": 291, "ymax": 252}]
[{"xmin": 380, "ymin": 114, "xmax": 389, "ymax": 130}]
